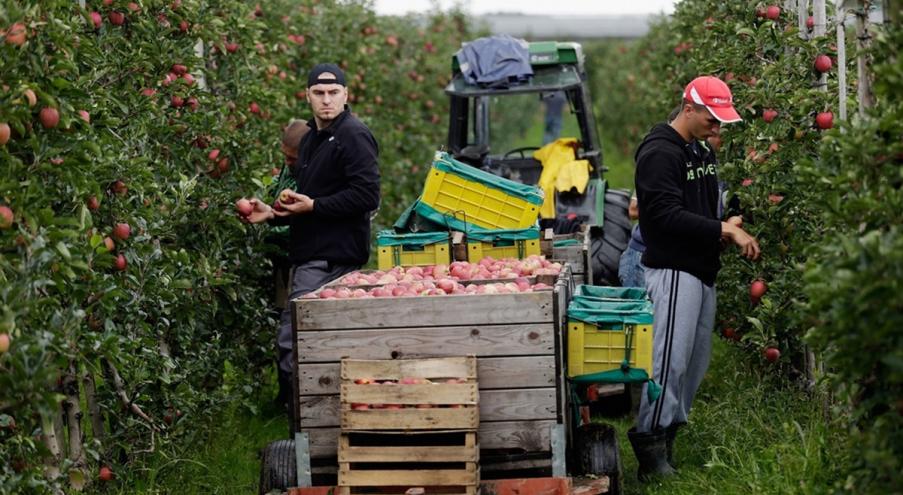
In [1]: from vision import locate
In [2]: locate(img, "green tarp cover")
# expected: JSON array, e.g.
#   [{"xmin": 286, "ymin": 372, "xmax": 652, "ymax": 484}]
[
  {"xmin": 432, "ymin": 151, "xmax": 545, "ymax": 206},
  {"xmin": 377, "ymin": 230, "xmax": 450, "ymax": 247},
  {"xmin": 574, "ymin": 285, "xmax": 648, "ymax": 301},
  {"xmin": 552, "ymin": 239, "xmax": 581, "ymax": 247},
  {"xmin": 567, "ymin": 301, "xmax": 654, "ymax": 327},
  {"xmin": 393, "ymin": 200, "xmax": 447, "ymax": 233},
  {"xmin": 466, "ymin": 227, "xmax": 540, "ymax": 242}
]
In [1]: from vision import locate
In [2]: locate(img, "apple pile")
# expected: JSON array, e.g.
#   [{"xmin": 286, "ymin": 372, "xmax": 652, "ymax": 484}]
[
  {"xmin": 338, "ymin": 255, "xmax": 562, "ymax": 286},
  {"xmin": 349, "ymin": 377, "xmax": 469, "ymax": 410},
  {"xmin": 312, "ymin": 278, "xmax": 553, "ymax": 299}
]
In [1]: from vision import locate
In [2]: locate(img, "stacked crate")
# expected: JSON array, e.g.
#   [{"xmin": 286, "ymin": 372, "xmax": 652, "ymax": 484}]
[
  {"xmin": 540, "ymin": 228, "xmax": 591, "ymax": 286},
  {"xmin": 337, "ymin": 357, "xmax": 479, "ymax": 494}
]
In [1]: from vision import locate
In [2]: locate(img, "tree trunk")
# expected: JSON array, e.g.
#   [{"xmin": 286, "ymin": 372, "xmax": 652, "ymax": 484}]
[
  {"xmin": 83, "ymin": 369, "xmax": 105, "ymax": 443},
  {"xmin": 838, "ymin": 7, "xmax": 848, "ymax": 121},
  {"xmin": 41, "ymin": 411, "xmax": 63, "ymax": 482},
  {"xmin": 856, "ymin": 1, "xmax": 875, "ymax": 116},
  {"xmin": 62, "ymin": 360, "xmax": 87, "ymax": 481}
]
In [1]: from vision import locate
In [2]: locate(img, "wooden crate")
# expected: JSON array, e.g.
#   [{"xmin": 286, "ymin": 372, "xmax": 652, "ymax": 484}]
[
  {"xmin": 292, "ymin": 267, "xmax": 573, "ymax": 478},
  {"xmin": 338, "ymin": 430, "xmax": 479, "ymax": 495},
  {"xmin": 340, "ymin": 357, "xmax": 479, "ymax": 431},
  {"xmin": 540, "ymin": 229, "xmax": 590, "ymax": 285}
]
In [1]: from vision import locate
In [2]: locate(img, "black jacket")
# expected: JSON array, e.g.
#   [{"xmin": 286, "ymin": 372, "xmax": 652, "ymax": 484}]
[
  {"xmin": 634, "ymin": 123, "xmax": 722, "ymax": 286},
  {"xmin": 272, "ymin": 109, "xmax": 380, "ymax": 266}
]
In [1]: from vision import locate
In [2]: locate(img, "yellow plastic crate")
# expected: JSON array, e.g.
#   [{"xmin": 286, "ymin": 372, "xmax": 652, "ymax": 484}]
[
  {"xmin": 418, "ymin": 154, "xmax": 544, "ymax": 231},
  {"xmin": 468, "ymin": 238, "xmax": 541, "ymax": 263},
  {"xmin": 377, "ymin": 241, "xmax": 451, "ymax": 270},
  {"xmin": 567, "ymin": 319, "xmax": 653, "ymax": 378}
]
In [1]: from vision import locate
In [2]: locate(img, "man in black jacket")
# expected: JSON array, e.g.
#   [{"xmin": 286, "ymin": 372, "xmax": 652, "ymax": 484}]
[
  {"xmin": 628, "ymin": 76, "xmax": 758, "ymax": 480},
  {"xmin": 245, "ymin": 64, "xmax": 380, "ymax": 427}
]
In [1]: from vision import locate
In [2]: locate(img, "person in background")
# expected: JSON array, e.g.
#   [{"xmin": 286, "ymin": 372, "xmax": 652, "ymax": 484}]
[
  {"xmin": 542, "ymin": 90, "xmax": 567, "ymax": 144},
  {"xmin": 244, "ymin": 64, "xmax": 381, "ymax": 431},
  {"xmin": 628, "ymin": 76, "xmax": 758, "ymax": 480}
]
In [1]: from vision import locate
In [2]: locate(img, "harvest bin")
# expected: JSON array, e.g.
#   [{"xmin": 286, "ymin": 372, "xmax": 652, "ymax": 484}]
[
  {"xmin": 376, "ymin": 230, "xmax": 451, "ymax": 270},
  {"xmin": 291, "ymin": 265, "xmax": 574, "ymax": 480},
  {"xmin": 417, "ymin": 151, "xmax": 544, "ymax": 231},
  {"xmin": 566, "ymin": 286, "xmax": 654, "ymax": 378},
  {"xmin": 465, "ymin": 227, "xmax": 541, "ymax": 263}
]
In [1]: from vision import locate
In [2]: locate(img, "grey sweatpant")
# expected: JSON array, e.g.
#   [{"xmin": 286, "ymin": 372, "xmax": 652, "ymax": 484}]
[
  {"xmin": 636, "ymin": 268, "xmax": 716, "ymax": 433},
  {"xmin": 277, "ymin": 260, "xmax": 359, "ymax": 374}
]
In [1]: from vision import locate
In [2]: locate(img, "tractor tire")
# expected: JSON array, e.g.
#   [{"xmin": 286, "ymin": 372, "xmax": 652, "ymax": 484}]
[
  {"xmin": 259, "ymin": 439, "xmax": 296, "ymax": 495},
  {"xmin": 591, "ymin": 188, "xmax": 632, "ymax": 285},
  {"xmin": 574, "ymin": 423, "xmax": 623, "ymax": 495}
]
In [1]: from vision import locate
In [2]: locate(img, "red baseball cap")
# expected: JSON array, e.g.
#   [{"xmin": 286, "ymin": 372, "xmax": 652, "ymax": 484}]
[{"xmin": 683, "ymin": 76, "xmax": 741, "ymax": 123}]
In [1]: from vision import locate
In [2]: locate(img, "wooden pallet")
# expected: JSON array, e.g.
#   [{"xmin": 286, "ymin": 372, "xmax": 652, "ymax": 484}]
[{"xmin": 337, "ymin": 430, "xmax": 479, "ymax": 495}]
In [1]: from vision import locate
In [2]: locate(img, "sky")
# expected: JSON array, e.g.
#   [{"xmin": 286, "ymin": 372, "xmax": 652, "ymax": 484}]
[{"xmin": 372, "ymin": 0, "xmax": 677, "ymax": 16}]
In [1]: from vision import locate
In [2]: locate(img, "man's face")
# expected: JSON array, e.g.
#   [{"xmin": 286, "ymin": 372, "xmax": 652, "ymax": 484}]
[
  {"xmin": 688, "ymin": 104, "xmax": 721, "ymax": 141},
  {"xmin": 307, "ymin": 73, "xmax": 347, "ymax": 124},
  {"xmin": 281, "ymin": 142, "xmax": 298, "ymax": 166}
]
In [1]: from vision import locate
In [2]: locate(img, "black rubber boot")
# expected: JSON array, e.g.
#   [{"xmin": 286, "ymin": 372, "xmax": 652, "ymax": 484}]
[
  {"xmin": 664, "ymin": 423, "xmax": 684, "ymax": 469},
  {"xmin": 628, "ymin": 427, "xmax": 677, "ymax": 481}
]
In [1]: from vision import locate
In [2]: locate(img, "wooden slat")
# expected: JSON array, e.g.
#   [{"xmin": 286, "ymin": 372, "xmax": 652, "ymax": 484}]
[
  {"xmin": 301, "ymin": 388, "xmax": 556, "ymax": 428},
  {"xmin": 339, "ymin": 445, "xmax": 477, "ymax": 463},
  {"xmin": 296, "ymin": 291, "xmax": 553, "ymax": 330},
  {"xmin": 298, "ymin": 323, "xmax": 554, "ymax": 363},
  {"xmin": 341, "ymin": 356, "xmax": 476, "ymax": 381},
  {"xmin": 341, "ymin": 383, "xmax": 478, "ymax": 405},
  {"xmin": 300, "ymin": 356, "xmax": 555, "ymax": 395},
  {"xmin": 305, "ymin": 420, "xmax": 554, "ymax": 459},
  {"xmin": 339, "ymin": 469, "xmax": 477, "ymax": 487},
  {"xmin": 342, "ymin": 407, "xmax": 478, "ymax": 430}
]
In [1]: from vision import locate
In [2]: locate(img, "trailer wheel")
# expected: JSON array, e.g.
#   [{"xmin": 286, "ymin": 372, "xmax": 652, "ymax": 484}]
[
  {"xmin": 259, "ymin": 439, "xmax": 296, "ymax": 495},
  {"xmin": 591, "ymin": 188, "xmax": 631, "ymax": 285},
  {"xmin": 575, "ymin": 423, "xmax": 622, "ymax": 495}
]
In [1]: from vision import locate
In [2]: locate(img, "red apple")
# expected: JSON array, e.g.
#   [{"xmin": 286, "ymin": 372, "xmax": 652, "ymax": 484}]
[
  {"xmin": 78, "ymin": 110, "xmax": 90, "ymax": 123},
  {"xmin": 114, "ymin": 254, "xmax": 127, "ymax": 271},
  {"xmin": 815, "ymin": 112, "xmax": 834, "ymax": 130},
  {"xmin": 23, "ymin": 89, "xmax": 37, "ymax": 107},
  {"xmin": 0, "ymin": 123, "xmax": 10, "ymax": 145},
  {"xmin": 170, "ymin": 95, "xmax": 184, "ymax": 108},
  {"xmin": 112, "ymin": 180, "xmax": 128, "ymax": 195},
  {"xmin": 39, "ymin": 107, "xmax": 60, "ymax": 129},
  {"xmin": 108, "ymin": 11, "xmax": 125, "ymax": 26},
  {"xmin": 351, "ymin": 403, "xmax": 370, "ymax": 410},
  {"xmin": 814, "ymin": 54, "xmax": 832, "ymax": 73},
  {"xmin": 762, "ymin": 108, "xmax": 778, "ymax": 123},
  {"xmin": 353, "ymin": 378, "xmax": 372, "ymax": 385},
  {"xmin": 4, "ymin": 22, "xmax": 26, "ymax": 46},
  {"xmin": 768, "ymin": 194, "xmax": 784, "ymax": 204},
  {"xmin": 103, "ymin": 236, "xmax": 115, "ymax": 252},
  {"xmin": 764, "ymin": 347, "xmax": 781, "ymax": 363},
  {"xmin": 249, "ymin": 102, "xmax": 260, "ymax": 114},
  {"xmin": 171, "ymin": 64, "xmax": 188, "ymax": 75},
  {"xmin": 0, "ymin": 334, "xmax": 9, "ymax": 353},
  {"xmin": 179, "ymin": 20, "xmax": 189, "ymax": 33},
  {"xmin": 90, "ymin": 11, "xmax": 103, "ymax": 29},
  {"xmin": 87, "ymin": 196, "xmax": 100, "ymax": 211},
  {"xmin": 765, "ymin": 5, "xmax": 780, "ymax": 20},
  {"xmin": 0, "ymin": 206, "xmax": 13, "ymax": 229},
  {"xmin": 721, "ymin": 327, "xmax": 738, "ymax": 341},
  {"xmin": 99, "ymin": 466, "xmax": 114, "ymax": 481},
  {"xmin": 208, "ymin": 149, "xmax": 220, "ymax": 161},
  {"xmin": 112, "ymin": 222, "xmax": 131, "ymax": 241},
  {"xmin": 750, "ymin": 279, "xmax": 767, "ymax": 302},
  {"xmin": 385, "ymin": 35, "xmax": 398, "ymax": 47},
  {"xmin": 127, "ymin": 2, "xmax": 140, "ymax": 12},
  {"xmin": 141, "ymin": 88, "xmax": 157, "ymax": 97},
  {"xmin": 806, "ymin": 16, "xmax": 814, "ymax": 29},
  {"xmin": 181, "ymin": 73, "xmax": 195, "ymax": 86},
  {"xmin": 225, "ymin": 42, "xmax": 239, "ymax": 53},
  {"xmin": 235, "ymin": 198, "xmax": 252, "ymax": 216},
  {"xmin": 741, "ymin": 178, "xmax": 754, "ymax": 187}
]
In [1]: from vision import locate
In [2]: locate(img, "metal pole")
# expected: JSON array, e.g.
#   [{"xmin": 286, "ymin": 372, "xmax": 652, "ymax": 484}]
[
  {"xmin": 798, "ymin": 0, "xmax": 810, "ymax": 39},
  {"xmin": 837, "ymin": 7, "xmax": 848, "ymax": 121}
]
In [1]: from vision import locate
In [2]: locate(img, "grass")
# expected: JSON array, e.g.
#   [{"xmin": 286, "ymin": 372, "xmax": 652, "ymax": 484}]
[
  {"xmin": 605, "ymin": 338, "xmax": 850, "ymax": 495},
  {"xmin": 109, "ymin": 377, "xmax": 289, "ymax": 495},
  {"xmin": 100, "ymin": 338, "xmax": 850, "ymax": 494}
]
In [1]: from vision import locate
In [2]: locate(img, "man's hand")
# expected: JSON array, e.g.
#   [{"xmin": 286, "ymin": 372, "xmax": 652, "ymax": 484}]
[
  {"xmin": 275, "ymin": 190, "xmax": 314, "ymax": 215},
  {"xmin": 242, "ymin": 198, "xmax": 275, "ymax": 224},
  {"xmin": 721, "ymin": 216, "xmax": 743, "ymax": 239},
  {"xmin": 722, "ymin": 221, "xmax": 760, "ymax": 260}
]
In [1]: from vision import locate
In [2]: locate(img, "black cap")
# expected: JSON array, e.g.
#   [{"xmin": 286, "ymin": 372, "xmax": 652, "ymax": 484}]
[{"xmin": 307, "ymin": 63, "xmax": 346, "ymax": 88}]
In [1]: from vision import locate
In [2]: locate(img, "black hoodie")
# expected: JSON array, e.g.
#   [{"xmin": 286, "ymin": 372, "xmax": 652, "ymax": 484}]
[
  {"xmin": 634, "ymin": 123, "xmax": 722, "ymax": 286},
  {"xmin": 271, "ymin": 109, "xmax": 381, "ymax": 266}
]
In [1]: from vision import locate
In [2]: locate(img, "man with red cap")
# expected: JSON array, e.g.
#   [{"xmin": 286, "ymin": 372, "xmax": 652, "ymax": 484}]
[{"xmin": 627, "ymin": 76, "xmax": 759, "ymax": 480}]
